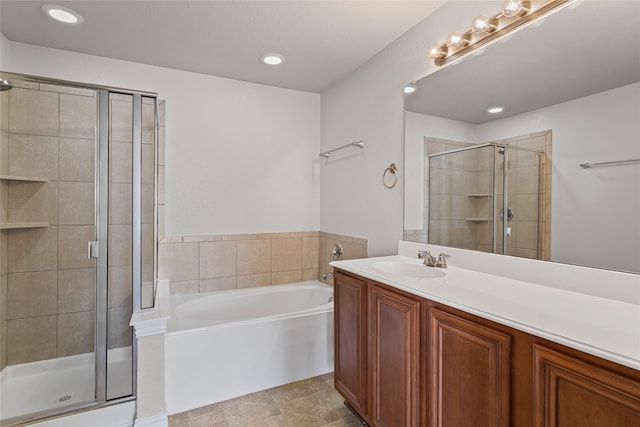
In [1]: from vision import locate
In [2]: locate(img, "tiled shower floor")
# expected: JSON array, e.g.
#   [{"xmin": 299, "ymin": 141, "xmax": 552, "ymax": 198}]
[{"xmin": 168, "ymin": 373, "xmax": 363, "ymax": 427}]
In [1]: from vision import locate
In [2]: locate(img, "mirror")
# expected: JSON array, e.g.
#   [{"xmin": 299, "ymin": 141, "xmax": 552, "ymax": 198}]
[{"xmin": 404, "ymin": 0, "xmax": 640, "ymax": 273}]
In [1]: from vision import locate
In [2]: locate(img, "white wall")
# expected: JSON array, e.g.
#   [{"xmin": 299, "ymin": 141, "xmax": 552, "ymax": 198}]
[
  {"xmin": 1, "ymin": 40, "xmax": 320, "ymax": 236},
  {"xmin": 320, "ymin": 1, "xmax": 498, "ymax": 256},
  {"xmin": 403, "ymin": 111, "xmax": 478, "ymax": 230}
]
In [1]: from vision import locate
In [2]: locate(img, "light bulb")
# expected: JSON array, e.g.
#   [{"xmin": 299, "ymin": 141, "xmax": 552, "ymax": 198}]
[
  {"xmin": 447, "ymin": 32, "xmax": 464, "ymax": 47},
  {"xmin": 428, "ymin": 45, "xmax": 446, "ymax": 59},
  {"xmin": 488, "ymin": 106, "xmax": 504, "ymax": 114},
  {"xmin": 502, "ymin": 0, "xmax": 528, "ymax": 18},
  {"xmin": 471, "ymin": 16, "xmax": 494, "ymax": 34},
  {"xmin": 42, "ymin": 4, "xmax": 84, "ymax": 24}
]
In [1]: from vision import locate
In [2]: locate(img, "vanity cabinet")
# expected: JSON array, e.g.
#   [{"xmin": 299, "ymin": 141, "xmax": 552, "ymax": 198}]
[
  {"xmin": 428, "ymin": 307, "xmax": 510, "ymax": 427},
  {"xmin": 369, "ymin": 284, "xmax": 421, "ymax": 427},
  {"xmin": 333, "ymin": 268, "xmax": 640, "ymax": 427},
  {"xmin": 334, "ymin": 271, "xmax": 368, "ymax": 416}
]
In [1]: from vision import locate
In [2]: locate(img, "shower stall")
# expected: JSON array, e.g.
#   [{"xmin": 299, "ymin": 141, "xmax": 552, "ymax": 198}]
[
  {"xmin": 0, "ymin": 73, "xmax": 159, "ymax": 425},
  {"xmin": 427, "ymin": 142, "xmax": 547, "ymax": 259}
]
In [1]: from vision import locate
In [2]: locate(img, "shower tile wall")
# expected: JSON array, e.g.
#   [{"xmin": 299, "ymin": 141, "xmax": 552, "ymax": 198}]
[
  {"xmin": 492, "ymin": 131, "xmax": 552, "ymax": 260},
  {"xmin": 158, "ymin": 231, "xmax": 367, "ymax": 295},
  {"xmin": 0, "ymin": 81, "xmax": 96, "ymax": 368}
]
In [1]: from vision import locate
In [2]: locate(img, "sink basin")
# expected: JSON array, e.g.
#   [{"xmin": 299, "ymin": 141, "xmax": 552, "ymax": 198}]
[{"xmin": 371, "ymin": 261, "xmax": 446, "ymax": 279}]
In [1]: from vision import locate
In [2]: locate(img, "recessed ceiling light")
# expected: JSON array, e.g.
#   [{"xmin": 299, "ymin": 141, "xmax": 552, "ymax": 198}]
[
  {"xmin": 488, "ymin": 106, "xmax": 504, "ymax": 114},
  {"xmin": 42, "ymin": 4, "xmax": 84, "ymax": 24},
  {"xmin": 260, "ymin": 53, "xmax": 285, "ymax": 66},
  {"xmin": 403, "ymin": 83, "xmax": 416, "ymax": 94}
]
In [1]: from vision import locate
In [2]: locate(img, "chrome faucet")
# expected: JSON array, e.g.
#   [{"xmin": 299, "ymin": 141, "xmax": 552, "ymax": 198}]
[{"xmin": 417, "ymin": 250, "xmax": 450, "ymax": 268}]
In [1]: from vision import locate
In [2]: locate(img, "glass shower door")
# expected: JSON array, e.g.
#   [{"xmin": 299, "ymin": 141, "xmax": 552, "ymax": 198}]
[{"xmin": 0, "ymin": 77, "xmax": 99, "ymax": 422}]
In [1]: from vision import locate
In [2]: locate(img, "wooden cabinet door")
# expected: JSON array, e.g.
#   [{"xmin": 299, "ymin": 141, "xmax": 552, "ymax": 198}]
[
  {"xmin": 533, "ymin": 345, "xmax": 640, "ymax": 427},
  {"xmin": 370, "ymin": 284, "xmax": 421, "ymax": 427},
  {"xmin": 428, "ymin": 307, "xmax": 510, "ymax": 427},
  {"xmin": 334, "ymin": 271, "xmax": 368, "ymax": 415}
]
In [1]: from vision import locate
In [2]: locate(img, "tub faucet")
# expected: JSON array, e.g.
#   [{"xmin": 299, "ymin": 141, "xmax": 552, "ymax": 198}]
[{"xmin": 418, "ymin": 250, "xmax": 450, "ymax": 268}]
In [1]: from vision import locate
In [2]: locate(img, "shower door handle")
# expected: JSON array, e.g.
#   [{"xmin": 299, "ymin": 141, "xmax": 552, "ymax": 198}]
[{"xmin": 88, "ymin": 241, "xmax": 99, "ymax": 259}]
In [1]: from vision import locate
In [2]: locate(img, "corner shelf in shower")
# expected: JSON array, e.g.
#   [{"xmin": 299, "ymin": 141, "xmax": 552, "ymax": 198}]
[
  {"xmin": 465, "ymin": 217, "xmax": 492, "ymax": 222},
  {"xmin": 0, "ymin": 174, "xmax": 49, "ymax": 182},
  {"xmin": 466, "ymin": 193, "xmax": 492, "ymax": 197},
  {"xmin": 0, "ymin": 222, "xmax": 49, "ymax": 230}
]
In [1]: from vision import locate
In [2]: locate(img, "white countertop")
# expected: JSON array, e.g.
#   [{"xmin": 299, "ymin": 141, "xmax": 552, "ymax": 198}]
[{"xmin": 331, "ymin": 253, "xmax": 640, "ymax": 371}]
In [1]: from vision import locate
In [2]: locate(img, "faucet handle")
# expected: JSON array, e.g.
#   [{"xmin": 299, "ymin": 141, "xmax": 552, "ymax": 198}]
[
  {"xmin": 417, "ymin": 250, "xmax": 432, "ymax": 259},
  {"xmin": 437, "ymin": 253, "xmax": 451, "ymax": 268}
]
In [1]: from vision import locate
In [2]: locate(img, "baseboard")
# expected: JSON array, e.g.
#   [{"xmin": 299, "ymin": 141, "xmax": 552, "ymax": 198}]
[{"xmin": 133, "ymin": 412, "xmax": 169, "ymax": 427}]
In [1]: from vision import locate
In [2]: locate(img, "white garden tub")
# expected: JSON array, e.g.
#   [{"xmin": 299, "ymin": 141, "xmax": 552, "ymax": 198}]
[{"xmin": 164, "ymin": 281, "xmax": 334, "ymax": 414}]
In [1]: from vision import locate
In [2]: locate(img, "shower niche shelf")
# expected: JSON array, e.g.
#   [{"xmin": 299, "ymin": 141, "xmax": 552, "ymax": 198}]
[
  {"xmin": 466, "ymin": 217, "xmax": 492, "ymax": 222},
  {"xmin": 0, "ymin": 222, "xmax": 49, "ymax": 230},
  {"xmin": 466, "ymin": 193, "xmax": 492, "ymax": 197},
  {"xmin": 0, "ymin": 174, "xmax": 49, "ymax": 182}
]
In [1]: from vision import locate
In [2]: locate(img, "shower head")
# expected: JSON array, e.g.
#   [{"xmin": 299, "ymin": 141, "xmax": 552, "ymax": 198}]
[{"xmin": 0, "ymin": 78, "xmax": 13, "ymax": 91}]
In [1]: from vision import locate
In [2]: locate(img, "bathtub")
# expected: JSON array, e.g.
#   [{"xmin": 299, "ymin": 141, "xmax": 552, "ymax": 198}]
[{"xmin": 164, "ymin": 280, "xmax": 334, "ymax": 414}]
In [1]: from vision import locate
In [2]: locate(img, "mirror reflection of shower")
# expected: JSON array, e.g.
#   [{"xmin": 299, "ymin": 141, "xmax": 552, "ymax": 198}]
[{"xmin": 425, "ymin": 133, "xmax": 551, "ymax": 260}]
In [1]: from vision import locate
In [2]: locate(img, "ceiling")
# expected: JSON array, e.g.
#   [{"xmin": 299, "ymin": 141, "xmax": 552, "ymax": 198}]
[
  {"xmin": 405, "ymin": 0, "xmax": 640, "ymax": 124},
  {"xmin": 0, "ymin": 0, "xmax": 445, "ymax": 93}
]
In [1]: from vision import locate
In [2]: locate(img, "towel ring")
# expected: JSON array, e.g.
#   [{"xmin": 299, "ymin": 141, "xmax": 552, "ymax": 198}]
[{"xmin": 382, "ymin": 163, "xmax": 398, "ymax": 189}]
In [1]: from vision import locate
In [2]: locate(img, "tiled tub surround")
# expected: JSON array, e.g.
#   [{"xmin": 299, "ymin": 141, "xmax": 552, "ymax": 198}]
[{"xmin": 158, "ymin": 231, "xmax": 367, "ymax": 295}]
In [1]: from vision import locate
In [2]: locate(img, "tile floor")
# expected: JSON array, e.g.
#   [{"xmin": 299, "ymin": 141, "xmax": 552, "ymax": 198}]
[{"xmin": 168, "ymin": 373, "xmax": 364, "ymax": 427}]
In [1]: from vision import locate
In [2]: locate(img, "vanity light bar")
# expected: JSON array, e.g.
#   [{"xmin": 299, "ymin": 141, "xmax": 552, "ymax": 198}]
[{"xmin": 429, "ymin": 0, "xmax": 576, "ymax": 66}]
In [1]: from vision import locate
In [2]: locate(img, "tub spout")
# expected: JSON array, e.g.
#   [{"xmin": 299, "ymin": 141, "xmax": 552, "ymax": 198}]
[{"xmin": 322, "ymin": 272, "xmax": 334, "ymax": 280}]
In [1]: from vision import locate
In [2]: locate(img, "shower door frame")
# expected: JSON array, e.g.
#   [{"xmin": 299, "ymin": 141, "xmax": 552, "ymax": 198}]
[
  {"xmin": 0, "ymin": 72, "xmax": 158, "ymax": 427},
  {"xmin": 426, "ymin": 142, "xmax": 544, "ymax": 257}
]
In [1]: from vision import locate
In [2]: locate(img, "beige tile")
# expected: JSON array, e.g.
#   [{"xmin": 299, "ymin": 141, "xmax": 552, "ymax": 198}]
[
  {"xmin": 302, "ymin": 268, "xmax": 319, "ymax": 282},
  {"xmin": 9, "ymin": 88, "xmax": 59, "ymax": 136},
  {"xmin": 290, "ymin": 231, "xmax": 319, "ymax": 238},
  {"xmin": 59, "ymin": 181, "xmax": 95, "ymax": 225},
  {"xmin": 39, "ymin": 84, "xmax": 94, "ymax": 97},
  {"xmin": 7, "ymin": 315, "xmax": 57, "ymax": 364},
  {"xmin": 142, "ymin": 102, "xmax": 155, "ymax": 145},
  {"xmin": 58, "ymin": 225, "xmax": 96, "ymax": 270},
  {"xmin": 108, "ymin": 305, "xmax": 132, "ymax": 349},
  {"xmin": 271, "ymin": 270, "xmax": 302, "ymax": 285},
  {"xmin": 8, "ymin": 133, "xmax": 58, "ymax": 180},
  {"xmin": 182, "ymin": 235, "xmax": 222, "ymax": 243},
  {"xmin": 1, "ymin": 320, "xmax": 6, "ymax": 370},
  {"xmin": 199, "ymin": 276, "xmax": 236, "ymax": 293},
  {"xmin": 157, "ymin": 126, "xmax": 166, "ymax": 167},
  {"xmin": 271, "ymin": 238, "xmax": 302, "ymax": 272},
  {"xmin": 108, "ymin": 225, "xmax": 133, "ymax": 267},
  {"xmin": 108, "ymin": 265, "xmax": 132, "ymax": 308},
  {"xmin": 58, "ymin": 310, "xmax": 94, "ymax": 357},
  {"xmin": 158, "ymin": 242, "xmax": 198, "ymax": 281},
  {"xmin": 0, "ymin": 273, "xmax": 6, "ymax": 321},
  {"xmin": 142, "ymin": 185, "xmax": 154, "ymax": 225},
  {"xmin": 268, "ymin": 377, "xmax": 331, "ymax": 404},
  {"xmin": 142, "ymin": 143, "xmax": 154, "ymax": 184},
  {"xmin": 237, "ymin": 240, "xmax": 271, "ymax": 275},
  {"xmin": 0, "ymin": 230, "xmax": 6, "ymax": 274},
  {"xmin": 0, "ymin": 91, "xmax": 8, "ymax": 132},
  {"xmin": 8, "ymin": 227, "xmax": 58, "ymax": 272},
  {"xmin": 111, "ymin": 141, "xmax": 133, "ymax": 184},
  {"xmin": 8, "ymin": 180, "xmax": 58, "ymax": 225},
  {"xmin": 258, "ymin": 233, "xmax": 290, "ymax": 239},
  {"xmin": 59, "ymin": 268, "xmax": 96, "ymax": 313},
  {"xmin": 199, "ymin": 240, "xmax": 236, "ymax": 279},
  {"xmin": 109, "ymin": 183, "xmax": 133, "ymax": 225},
  {"xmin": 60, "ymin": 93, "xmax": 96, "ymax": 139},
  {"xmin": 59, "ymin": 138, "xmax": 95, "ymax": 182},
  {"xmin": 517, "ymin": 166, "xmax": 540, "ymax": 194},
  {"xmin": 237, "ymin": 274, "xmax": 271, "ymax": 289},
  {"xmin": 516, "ymin": 221, "xmax": 539, "ymax": 250},
  {"xmin": 223, "ymin": 233, "xmax": 258, "ymax": 241},
  {"xmin": 278, "ymin": 389, "xmax": 349, "ymax": 427},
  {"xmin": 0, "ymin": 130, "xmax": 8, "ymax": 175},
  {"xmin": 158, "ymin": 100, "xmax": 166, "ymax": 125},
  {"xmin": 157, "ymin": 165, "xmax": 165, "ymax": 205},
  {"xmin": 7, "ymin": 270, "xmax": 57, "ymax": 319},
  {"xmin": 10, "ymin": 80, "xmax": 39, "ymax": 90},
  {"xmin": 0, "ymin": 181, "xmax": 6, "ymax": 223},
  {"xmin": 110, "ymin": 98, "xmax": 133, "ymax": 142},
  {"xmin": 169, "ymin": 280, "xmax": 199, "ymax": 295}
]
